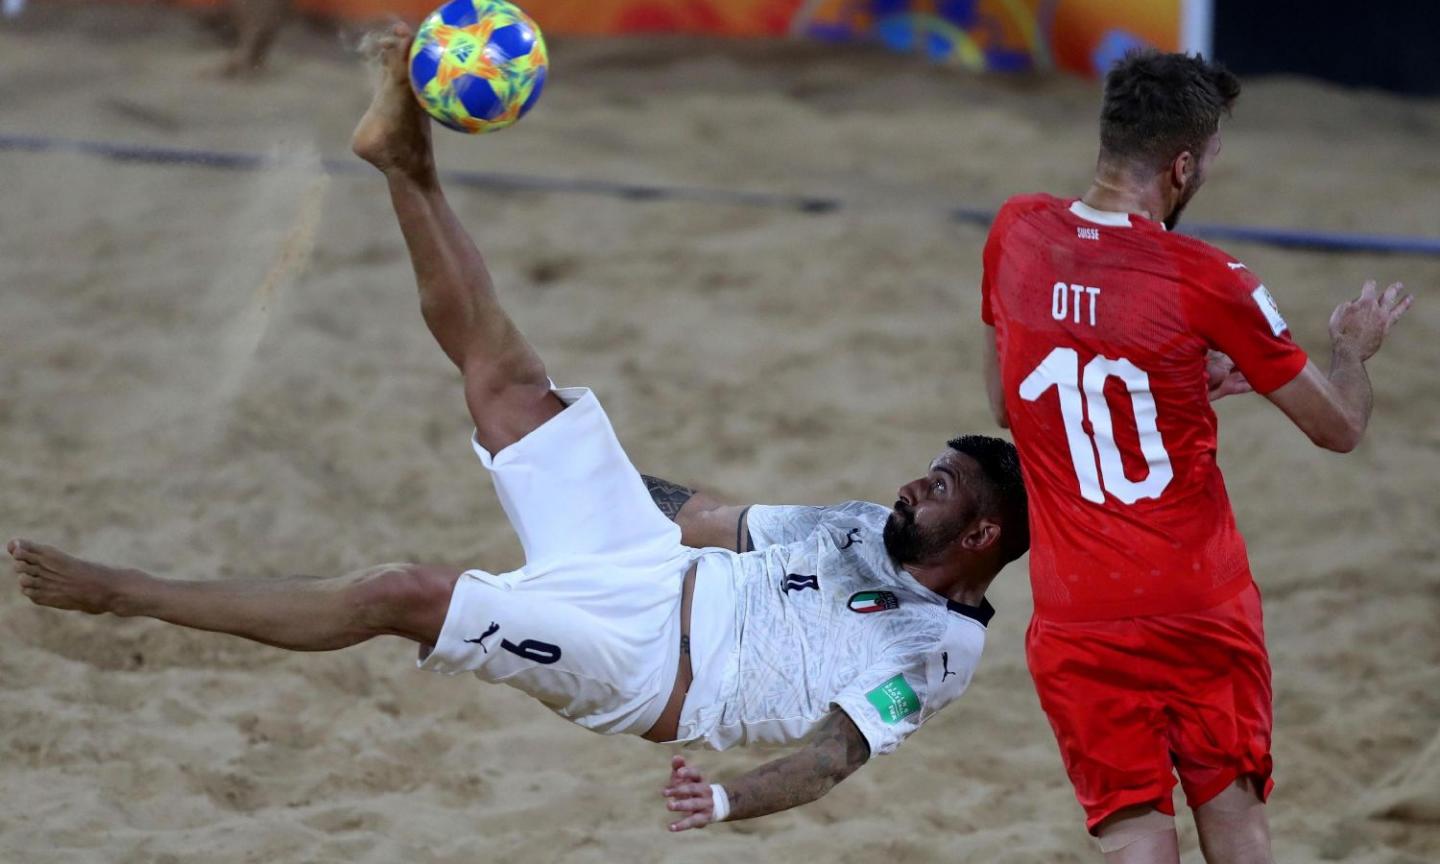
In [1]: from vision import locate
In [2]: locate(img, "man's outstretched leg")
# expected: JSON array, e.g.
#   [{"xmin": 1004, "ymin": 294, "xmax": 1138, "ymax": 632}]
[
  {"xmin": 352, "ymin": 25, "xmax": 560, "ymax": 455},
  {"xmin": 8, "ymin": 539, "xmax": 458, "ymax": 651}
]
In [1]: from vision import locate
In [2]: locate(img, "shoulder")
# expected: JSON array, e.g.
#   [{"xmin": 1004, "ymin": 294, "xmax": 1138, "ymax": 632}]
[
  {"xmin": 809, "ymin": 500, "xmax": 891, "ymax": 532},
  {"xmin": 839, "ymin": 500, "xmax": 891, "ymax": 523},
  {"xmin": 1158, "ymin": 230, "xmax": 1254, "ymax": 283},
  {"xmin": 992, "ymin": 193, "xmax": 1062, "ymax": 234},
  {"xmin": 1000, "ymin": 192, "xmax": 1062, "ymax": 215},
  {"xmin": 873, "ymin": 608, "xmax": 985, "ymax": 712}
]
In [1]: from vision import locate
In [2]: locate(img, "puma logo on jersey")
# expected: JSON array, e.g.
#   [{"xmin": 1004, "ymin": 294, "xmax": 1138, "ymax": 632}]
[
  {"xmin": 463, "ymin": 621, "xmax": 500, "ymax": 652},
  {"xmin": 941, "ymin": 651, "xmax": 957, "ymax": 680},
  {"xmin": 838, "ymin": 527, "xmax": 862, "ymax": 549},
  {"xmin": 783, "ymin": 573, "xmax": 820, "ymax": 594},
  {"xmin": 1227, "ymin": 261, "xmax": 1248, "ymax": 270},
  {"xmin": 1077, "ymin": 227, "xmax": 1100, "ymax": 241}
]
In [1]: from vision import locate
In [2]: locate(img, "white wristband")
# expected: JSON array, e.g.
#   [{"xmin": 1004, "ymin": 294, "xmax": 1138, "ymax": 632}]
[{"xmin": 710, "ymin": 784, "xmax": 731, "ymax": 823}]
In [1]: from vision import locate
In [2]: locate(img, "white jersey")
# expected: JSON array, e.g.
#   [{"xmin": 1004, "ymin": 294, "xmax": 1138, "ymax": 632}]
[{"xmin": 680, "ymin": 501, "xmax": 993, "ymax": 755}]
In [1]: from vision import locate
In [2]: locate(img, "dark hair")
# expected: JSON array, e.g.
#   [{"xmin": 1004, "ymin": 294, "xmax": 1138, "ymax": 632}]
[
  {"xmin": 947, "ymin": 434, "xmax": 1029, "ymax": 566},
  {"xmin": 1100, "ymin": 50, "xmax": 1240, "ymax": 171}
]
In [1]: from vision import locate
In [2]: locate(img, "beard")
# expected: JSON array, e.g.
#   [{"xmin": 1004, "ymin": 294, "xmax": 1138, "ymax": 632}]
[
  {"xmin": 1163, "ymin": 178, "xmax": 1200, "ymax": 230},
  {"xmin": 883, "ymin": 501, "xmax": 965, "ymax": 566}
]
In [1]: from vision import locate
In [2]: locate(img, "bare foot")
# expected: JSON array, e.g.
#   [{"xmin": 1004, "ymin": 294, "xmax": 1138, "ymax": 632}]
[
  {"xmin": 351, "ymin": 23, "xmax": 434, "ymax": 179},
  {"xmin": 8, "ymin": 539, "xmax": 141, "ymax": 615}
]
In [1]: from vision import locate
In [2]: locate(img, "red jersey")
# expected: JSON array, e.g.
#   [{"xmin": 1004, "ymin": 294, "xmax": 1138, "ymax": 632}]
[{"xmin": 982, "ymin": 194, "xmax": 1308, "ymax": 622}]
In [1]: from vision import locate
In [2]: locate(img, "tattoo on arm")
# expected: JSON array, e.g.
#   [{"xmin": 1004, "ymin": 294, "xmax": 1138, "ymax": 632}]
[
  {"xmin": 723, "ymin": 710, "xmax": 870, "ymax": 822},
  {"xmin": 736, "ymin": 505, "xmax": 754, "ymax": 553},
  {"xmin": 642, "ymin": 475, "xmax": 696, "ymax": 521}
]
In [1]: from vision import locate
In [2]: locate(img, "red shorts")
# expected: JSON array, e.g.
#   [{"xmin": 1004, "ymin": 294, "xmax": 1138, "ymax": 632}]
[{"xmin": 1026, "ymin": 581, "xmax": 1274, "ymax": 832}]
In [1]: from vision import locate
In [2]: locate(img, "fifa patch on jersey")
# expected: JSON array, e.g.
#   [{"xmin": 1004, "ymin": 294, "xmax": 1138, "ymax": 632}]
[
  {"xmin": 848, "ymin": 590, "xmax": 900, "ymax": 613},
  {"xmin": 866, "ymin": 674, "xmax": 920, "ymax": 724},
  {"xmin": 1251, "ymin": 285, "xmax": 1289, "ymax": 336}
]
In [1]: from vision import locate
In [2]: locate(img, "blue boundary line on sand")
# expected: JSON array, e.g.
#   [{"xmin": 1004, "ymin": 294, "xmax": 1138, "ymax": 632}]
[{"xmin": 4, "ymin": 133, "xmax": 1438, "ymax": 257}]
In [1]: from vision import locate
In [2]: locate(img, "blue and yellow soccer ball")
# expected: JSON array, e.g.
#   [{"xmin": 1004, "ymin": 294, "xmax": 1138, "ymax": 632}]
[{"xmin": 408, "ymin": 0, "xmax": 548, "ymax": 134}]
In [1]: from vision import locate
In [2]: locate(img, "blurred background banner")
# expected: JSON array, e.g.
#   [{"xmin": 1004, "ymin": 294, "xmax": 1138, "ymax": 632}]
[
  {"xmin": 74, "ymin": 1, "xmax": 1440, "ymax": 92},
  {"xmin": 797, "ymin": 0, "xmax": 1203, "ymax": 76},
  {"xmin": 149, "ymin": 0, "xmax": 1205, "ymax": 77}
]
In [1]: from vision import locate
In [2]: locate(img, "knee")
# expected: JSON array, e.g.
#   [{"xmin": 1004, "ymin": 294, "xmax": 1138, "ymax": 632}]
[
  {"xmin": 350, "ymin": 564, "xmax": 456, "ymax": 640},
  {"xmin": 462, "ymin": 361, "xmax": 560, "ymax": 452},
  {"xmin": 1096, "ymin": 807, "xmax": 1175, "ymax": 855}
]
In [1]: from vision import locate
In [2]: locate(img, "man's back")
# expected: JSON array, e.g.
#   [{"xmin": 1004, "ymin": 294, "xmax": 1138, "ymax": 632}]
[{"xmin": 983, "ymin": 194, "xmax": 1308, "ymax": 622}]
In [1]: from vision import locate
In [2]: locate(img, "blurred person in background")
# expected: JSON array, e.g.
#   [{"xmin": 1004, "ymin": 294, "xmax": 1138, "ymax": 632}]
[{"xmin": 206, "ymin": 0, "xmax": 291, "ymax": 76}]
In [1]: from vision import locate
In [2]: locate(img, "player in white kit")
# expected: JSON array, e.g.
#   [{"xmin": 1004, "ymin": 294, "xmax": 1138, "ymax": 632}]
[{"xmin": 6, "ymin": 26, "xmax": 1028, "ymax": 831}]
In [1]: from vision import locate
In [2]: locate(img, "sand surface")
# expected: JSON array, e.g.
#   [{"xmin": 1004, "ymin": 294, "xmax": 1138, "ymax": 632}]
[{"xmin": 2, "ymin": 7, "xmax": 1439, "ymax": 863}]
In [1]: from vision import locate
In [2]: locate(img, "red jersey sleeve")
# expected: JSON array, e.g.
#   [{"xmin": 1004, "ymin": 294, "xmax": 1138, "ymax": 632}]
[
  {"xmin": 980, "ymin": 201, "xmax": 1019, "ymax": 326},
  {"xmin": 1183, "ymin": 255, "xmax": 1309, "ymax": 394}
]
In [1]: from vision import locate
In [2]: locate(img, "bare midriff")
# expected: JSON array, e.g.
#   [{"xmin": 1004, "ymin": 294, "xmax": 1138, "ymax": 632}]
[{"xmin": 641, "ymin": 563, "xmax": 697, "ymax": 743}]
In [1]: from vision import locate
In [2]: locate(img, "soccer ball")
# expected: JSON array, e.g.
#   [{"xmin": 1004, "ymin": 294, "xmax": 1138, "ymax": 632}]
[{"xmin": 408, "ymin": 0, "xmax": 548, "ymax": 134}]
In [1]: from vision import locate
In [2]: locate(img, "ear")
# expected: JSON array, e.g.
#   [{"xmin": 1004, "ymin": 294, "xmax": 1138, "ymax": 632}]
[
  {"xmin": 1169, "ymin": 150, "xmax": 1195, "ymax": 190},
  {"xmin": 960, "ymin": 518, "xmax": 1001, "ymax": 554}
]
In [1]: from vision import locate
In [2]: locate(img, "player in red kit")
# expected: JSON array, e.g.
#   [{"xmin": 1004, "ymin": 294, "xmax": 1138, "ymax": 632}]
[{"xmin": 980, "ymin": 52, "xmax": 1413, "ymax": 864}]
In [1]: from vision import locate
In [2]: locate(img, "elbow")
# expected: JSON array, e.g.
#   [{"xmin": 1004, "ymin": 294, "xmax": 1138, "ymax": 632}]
[
  {"xmin": 672, "ymin": 513, "xmax": 700, "ymax": 544},
  {"xmin": 1324, "ymin": 434, "xmax": 1361, "ymax": 454},
  {"xmin": 1311, "ymin": 419, "xmax": 1365, "ymax": 453}
]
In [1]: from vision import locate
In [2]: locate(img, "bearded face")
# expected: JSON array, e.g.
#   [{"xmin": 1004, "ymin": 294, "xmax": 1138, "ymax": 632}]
[
  {"xmin": 883, "ymin": 498, "xmax": 969, "ymax": 565},
  {"xmin": 1165, "ymin": 132, "xmax": 1221, "ymax": 230}
]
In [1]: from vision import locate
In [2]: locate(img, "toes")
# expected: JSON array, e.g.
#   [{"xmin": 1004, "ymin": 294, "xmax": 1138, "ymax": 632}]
[
  {"xmin": 384, "ymin": 41, "xmax": 412, "ymax": 75},
  {"xmin": 360, "ymin": 30, "xmax": 400, "ymax": 61},
  {"xmin": 9, "ymin": 541, "xmax": 39, "ymax": 565},
  {"xmin": 14, "ymin": 541, "xmax": 62, "ymax": 568},
  {"xmin": 29, "ymin": 541, "xmax": 65, "ymax": 565}
]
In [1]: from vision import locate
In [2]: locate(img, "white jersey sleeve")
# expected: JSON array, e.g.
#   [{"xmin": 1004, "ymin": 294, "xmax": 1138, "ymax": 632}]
[
  {"xmin": 830, "ymin": 617, "xmax": 984, "ymax": 756},
  {"xmin": 745, "ymin": 501, "xmax": 886, "ymax": 551}
]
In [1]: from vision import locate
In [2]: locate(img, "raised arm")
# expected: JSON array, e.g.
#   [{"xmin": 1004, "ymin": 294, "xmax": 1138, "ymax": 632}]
[
  {"xmin": 641, "ymin": 475, "xmax": 754, "ymax": 552},
  {"xmin": 660, "ymin": 709, "xmax": 870, "ymax": 831},
  {"xmin": 1265, "ymin": 280, "xmax": 1411, "ymax": 453}
]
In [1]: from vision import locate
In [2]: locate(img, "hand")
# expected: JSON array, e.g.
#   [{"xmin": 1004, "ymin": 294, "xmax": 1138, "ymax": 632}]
[
  {"xmin": 662, "ymin": 755, "xmax": 716, "ymax": 832},
  {"xmin": 1329, "ymin": 280, "xmax": 1413, "ymax": 362},
  {"xmin": 1206, "ymin": 351, "xmax": 1253, "ymax": 401}
]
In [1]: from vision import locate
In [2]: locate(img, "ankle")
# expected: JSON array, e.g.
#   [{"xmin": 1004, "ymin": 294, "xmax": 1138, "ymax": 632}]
[
  {"xmin": 385, "ymin": 161, "xmax": 439, "ymax": 191},
  {"xmin": 106, "ymin": 569, "xmax": 151, "ymax": 618}
]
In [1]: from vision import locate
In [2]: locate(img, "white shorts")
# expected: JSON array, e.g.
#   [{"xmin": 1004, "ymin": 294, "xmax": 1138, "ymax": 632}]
[{"xmin": 417, "ymin": 387, "xmax": 700, "ymax": 736}]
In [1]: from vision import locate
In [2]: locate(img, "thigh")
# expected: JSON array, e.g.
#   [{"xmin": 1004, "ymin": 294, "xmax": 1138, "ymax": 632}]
[
  {"xmin": 475, "ymin": 386, "xmax": 684, "ymax": 569},
  {"xmin": 1154, "ymin": 585, "xmax": 1274, "ymax": 809},
  {"xmin": 418, "ymin": 565, "xmax": 681, "ymax": 736},
  {"xmin": 1026, "ymin": 615, "xmax": 1178, "ymax": 833}
]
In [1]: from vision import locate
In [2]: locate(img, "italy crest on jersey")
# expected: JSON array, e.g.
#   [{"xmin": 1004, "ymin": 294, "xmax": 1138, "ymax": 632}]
[{"xmin": 848, "ymin": 590, "xmax": 900, "ymax": 614}]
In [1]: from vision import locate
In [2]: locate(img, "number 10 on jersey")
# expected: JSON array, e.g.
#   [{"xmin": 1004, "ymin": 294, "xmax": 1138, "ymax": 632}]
[{"xmin": 1019, "ymin": 347, "xmax": 1174, "ymax": 505}]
